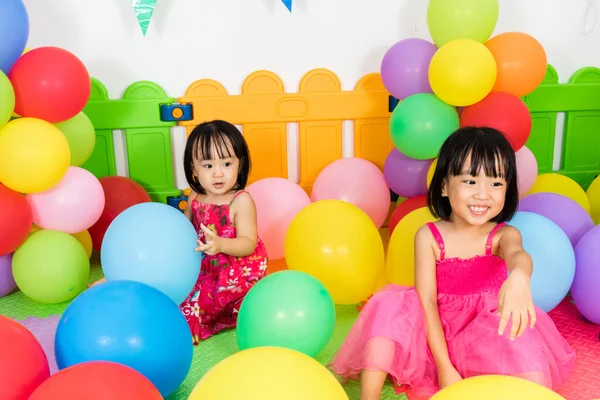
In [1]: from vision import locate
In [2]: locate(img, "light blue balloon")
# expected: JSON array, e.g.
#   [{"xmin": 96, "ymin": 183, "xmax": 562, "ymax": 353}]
[
  {"xmin": 101, "ymin": 202, "xmax": 203, "ymax": 305},
  {"xmin": 507, "ymin": 211, "xmax": 576, "ymax": 312},
  {"xmin": 0, "ymin": 0, "xmax": 29, "ymax": 74},
  {"xmin": 55, "ymin": 280, "xmax": 193, "ymax": 397}
]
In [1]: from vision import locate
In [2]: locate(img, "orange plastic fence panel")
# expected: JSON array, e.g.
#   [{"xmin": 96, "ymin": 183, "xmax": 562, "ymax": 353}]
[
  {"xmin": 353, "ymin": 73, "xmax": 394, "ymax": 172},
  {"xmin": 240, "ymin": 71, "xmax": 288, "ymax": 183},
  {"xmin": 298, "ymin": 69, "xmax": 343, "ymax": 194},
  {"xmin": 181, "ymin": 78, "xmax": 229, "ymax": 137}
]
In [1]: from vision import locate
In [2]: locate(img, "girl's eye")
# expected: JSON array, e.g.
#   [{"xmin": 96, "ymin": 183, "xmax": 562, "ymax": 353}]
[
  {"xmin": 492, "ymin": 182, "xmax": 503, "ymax": 187},
  {"xmin": 203, "ymin": 164, "xmax": 212, "ymax": 169},
  {"xmin": 464, "ymin": 180, "xmax": 476, "ymax": 185},
  {"xmin": 224, "ymin": 162, "xmax": 231, "ymax": 167}
]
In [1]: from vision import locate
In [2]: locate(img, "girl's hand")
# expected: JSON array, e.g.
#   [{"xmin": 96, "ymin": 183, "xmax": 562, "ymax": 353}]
[
  {"xmin": 195, "ymin": 224, "xmax": 222, "ymax": 255},
  {"xmin": 438, "ymin": 364, "xmax": 462, "ymax": 389},
  {"xmin": 497, "ymin": 269, "xmax": 536, "ymax": 340}
]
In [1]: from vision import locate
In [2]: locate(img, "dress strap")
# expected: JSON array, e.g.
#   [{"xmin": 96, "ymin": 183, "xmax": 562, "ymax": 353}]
[
  {"xmin": 426, "ymin": 222, "xmax": 445, "ymax": 260},
  {"xmin": 228, "ymin": 190, "xmax": 247, "ymax": 207},
  {"xmin": 485, "ymin": 222, "xmax": 507, "ymax": 256}
]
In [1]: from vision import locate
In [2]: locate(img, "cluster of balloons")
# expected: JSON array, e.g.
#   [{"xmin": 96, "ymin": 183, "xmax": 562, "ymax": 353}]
[{"xmin": 0, "ymin": 0, "xmax": 103, "ymax": 304}]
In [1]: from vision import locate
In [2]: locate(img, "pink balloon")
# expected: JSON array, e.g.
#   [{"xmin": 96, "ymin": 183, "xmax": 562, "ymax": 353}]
[
  {"xmin": 515, "ymin": 146, "xmax": 538, "ymax": 196},
  {"xmin": 26, "ymin": 167, "xmax": 105, "ymax": 234},
  {"xmin": 311, "ymin": 158, "xmax": 390, "ymax": 228},
  {"xmin": 246, "ymin": 177, "xmax": 311, "ymax": 260}
]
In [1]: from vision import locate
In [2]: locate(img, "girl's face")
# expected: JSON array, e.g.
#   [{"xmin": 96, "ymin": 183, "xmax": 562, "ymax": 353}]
[
  {"xmin": 194, "ymin": 142, "xmax": 239, "ymax": 197},
  {"xmin": 442, "ymin": 155, "xmax": 507, "ymax": 226}
]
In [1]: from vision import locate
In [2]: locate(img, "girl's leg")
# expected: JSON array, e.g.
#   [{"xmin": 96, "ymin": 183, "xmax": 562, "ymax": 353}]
[{"xmin": 361, "ymin": 336, "xmax": 395, "ymax": 400}]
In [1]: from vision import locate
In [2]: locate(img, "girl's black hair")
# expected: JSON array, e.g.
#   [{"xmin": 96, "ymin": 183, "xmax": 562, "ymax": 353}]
[
  {"xmin": 427, "ymin": 126, "xmax": 519, "ymax": 223},
  {"xmin": 183, "ymin": 120, "xmax": 251, "ymax": 195}
]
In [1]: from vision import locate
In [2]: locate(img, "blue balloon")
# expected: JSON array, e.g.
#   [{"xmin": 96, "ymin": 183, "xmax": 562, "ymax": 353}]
[
  {"xmin": 55, "ymin": 280, "xmax": 193, "ymax": 397},
  {"xmin": 101, "ymin": 202, "xmax": 202, "ymax": 304},
  {"xmin": 508, "ymin": 211, "xmax": 576, "ymax": 312},
  {"xmin": 0, "ymin": 0, "xmax": 29, "ymax": 73}
]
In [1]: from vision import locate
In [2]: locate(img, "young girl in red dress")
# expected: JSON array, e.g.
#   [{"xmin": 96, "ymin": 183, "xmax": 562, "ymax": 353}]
[{"xmin": 180, "ymin": 120, "xmax": 268, "ymax": 344}]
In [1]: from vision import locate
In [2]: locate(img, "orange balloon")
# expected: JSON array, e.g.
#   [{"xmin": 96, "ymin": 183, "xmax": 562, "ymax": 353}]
[{"xmin": 485, "ymin": 32, "xmax": 547, "ymax": 97}]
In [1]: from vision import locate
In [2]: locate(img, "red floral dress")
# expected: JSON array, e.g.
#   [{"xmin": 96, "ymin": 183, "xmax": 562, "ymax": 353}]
[{"xmin": 180, "ymin": 190, "xmax": 268, "ymax": 344}]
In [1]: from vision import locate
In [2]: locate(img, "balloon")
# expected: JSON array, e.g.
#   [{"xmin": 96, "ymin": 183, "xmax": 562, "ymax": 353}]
[
  {"xmin": 389, "ymin": 93, "xmax": 459, "ymax": 160},
  {"xmin": 311, "ymin": 157, "xmax": 390, "ymax": 228},
  {"xmin": 26, "ymin": 167, "xmax": 105, "ymax": 234},
  {"xmin": 380, "ymin": 38, "xmax": 438, "ymax": 99},
  {"xmin": 508, "ymin": 212, "xmax": 575, "ymax": 312},
  {"xmin": 55, "ymin": 280, "xmax": 193, "ymax": 397},
  {"xmin": 485, "ymin": 32, "xmax": 548, "ymax": 97},
  {"xmin": 430, "ymin": 374, "xmax": 565, "ymax": 400},
  {"xmin": 0, "ymin": 184, "xmax": 32, "ymax": 256},
  {"xmin": 29, "ymin": 361, "xmax": 162, "ymax": 400},
  {"xmin": 101, "ymin": 202, "xmax": 202, "ymax": 304},
  {"xmin": 427, "ymin": 0, "xmax": 499, "ymax": 47},
  {"xmin": 0, "ymin": 315, "xmax": 50, "ymax": 400},
  {"xmin": 387, "ymin": 207, "xmax": 438, "ymax": 286},
  {"xmin": 237, "ymin": 270, "xmax": 336, "ymax": 357},
  {"xmin": 515, "ymin": 146, "xmax": 538, "ymax": 195},
  {"xmin": 12, "ymin": 230, "xmax": 89, "ymax": 304},
  {"xmin": 0, "ymin": 71, "xmax": 15, "ymax": 129},
  {"xmin": 8, "ymin": 46, "xmax": 91, "ymax": 122},
  {"xmin": 72, "ymin": 230, "xmax": 93, "ymax": 259},
  {"xmin": 572, "ymin": 225, "xmax": 600, "ymax": 324},
  {"xmin": 586, "ymin": 175, "xmax": 600, "ymax": 224},
  {"xmin": 429, "ymin": 39, "xmax": 497, "ymax": 106},
  {"xmin": 189, "ymin": 347, "xmax": 349, "ymax": 400},
  {"xmin": 0, "ymin": 0, "xmax": 29, "ymax": 74},
  {"xmin": 246, "ymin": 177, "xmax": 311, "ymax": 260},
  {"xmin": 389, "ymin": 195, "xmax": 428, "ymax": 234},
  {"xmin": 384, "ymin": 149, "xmax": 433, "ymax": 198},
  {"xmin": 427, "ymin": 158, "xmax": 438, "ymax": 188},
  {"xmin": 0, "ymin": 118, "xmax": 70, "ymax": 193},
  {"xmin": 284, "ymin": 200, "xmax": 385, "ymax": 304},
  {"xmin": 518, "ymin": 192, "xmax": 594, "ymax": 247},
  {"xmin": 53, "ymin": 112, "xmax": 96, "ymax": 167},
  {"xmin": 0, "ymin": 253, "xmax": 16, "ymax": 298},
  {"xmin": 460, "ymin": 92, "xmax": 532, "ymax": 152},
  {"xmin": 88, "ymin": 176, "xmax": 151, "ymax": 251},
  {"xmin": 527, "ymin": 173, "xmax": 590, "ymax": 215}
]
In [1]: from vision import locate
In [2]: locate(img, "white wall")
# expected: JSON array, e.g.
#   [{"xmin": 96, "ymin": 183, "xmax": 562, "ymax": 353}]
[{"xmin": 22, "ymin": 0, "xmax": 600, "ymax": 189}]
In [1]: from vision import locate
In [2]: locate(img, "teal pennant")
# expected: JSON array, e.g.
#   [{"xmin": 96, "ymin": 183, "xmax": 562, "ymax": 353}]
[{"xmin": 130, "ymin": 0, "xmax": 158, "ymax": 36}]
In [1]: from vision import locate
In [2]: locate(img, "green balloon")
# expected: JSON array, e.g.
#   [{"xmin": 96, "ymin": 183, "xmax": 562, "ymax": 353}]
[
  {"xmin": 389, "ymin": 93, "xmax": 459, "ymax": 160},
  {"xmin": 236, "ymin": 270, "xmax": 336, "ymax": 357},
  {"xmin": 0, "ymin": 71, "xmax": 15, "ymax": 129},
  {"xmin": 427, "ymin": 0, "xmax": 499, "ymax": 47},
  {"xmin": 54, "ymin": 112, "xmax": 96, "ymax": 167},
  {"xmin": 13, "ymin": 230, "xmax": 90, "ymax": 304}
]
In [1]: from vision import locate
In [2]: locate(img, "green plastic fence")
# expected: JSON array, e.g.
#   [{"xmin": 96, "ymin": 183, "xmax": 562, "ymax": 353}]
[
  {"xmin": 80, "ymin": 64, "xmax": 600, "ymax": 201},
  {"xmin": 81, "ymin": 78, "xmax": 181, "ymax": 203}
]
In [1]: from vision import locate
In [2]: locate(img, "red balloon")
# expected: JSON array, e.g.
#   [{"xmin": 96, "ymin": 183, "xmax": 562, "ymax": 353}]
[
  {"xmin": 29, "ymin": 361, "xmax": 162, "ymax": 400},
  {"xmin": 88, "ymin": 176, "xmax": 151, "ymax": 251},
  {"xmin": 460, "ymin": 91, "xmax": 532, "ymax": 151},
  {"xmin": 389, "ymin": 195, "xmax": 428, "ymax": 234},
  {"xmin": 0, "ymin": 315, "xmax": 50, "ymax": 400},
  {"xmin": 0, "ymin": 184, "xmax": 32, "ymax": 256},
  {"xmin": 8, "ymin": 46, "xmax": 91, "ymax": 123}
]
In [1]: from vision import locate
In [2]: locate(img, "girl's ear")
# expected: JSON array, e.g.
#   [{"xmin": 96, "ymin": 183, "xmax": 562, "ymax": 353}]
[{"xmin": 441, "ymin": 179, "xmax": 448, "ymax": 197}]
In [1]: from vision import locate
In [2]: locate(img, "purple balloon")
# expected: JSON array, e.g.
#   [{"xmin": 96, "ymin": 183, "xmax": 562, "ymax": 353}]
[
  {"xmin": 518, "ymin": 192, "xmax": 594, "ymax": 247},
  {"xmin": 384, "ymin": 148, "xmax": 433, "ymax": 198},
  {"xmin": 0, "ymin": 253, "xmax": 15, "ymax": 297},
  {"xmin": 572, "ymin": 224, "xmax": 600, "ymax": 324},
  {"xmin": 380, "ymin": 38, "xmax": 438, "ymax": 100}
]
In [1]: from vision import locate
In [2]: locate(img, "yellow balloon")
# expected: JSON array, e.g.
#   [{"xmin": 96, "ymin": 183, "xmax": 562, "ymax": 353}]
[
  {"xmin": 189, "ymin": 347, "xmax": 349, "ymax": 400},
  {"xmin": 430, "ymin": 375, "xmax": 566, "ymax": 400},
  {"xmin": 427, "ymin": 158, "xmax": 438, "ymax": 188},
  {"xmin": 72, "ymin": 230, "xmax": 93, "ymax": 259},
  {"xmin": 527, "ymin": 173, "xmax": 590, "ymax": 215},
  {"xmin": 0, "ymin": 118, "xmax": 70, "ymax": 193},
  {"xmin": 429, "ymin": 38, "xmax": 497, "ymax": 107},
  {"xmin": 586, "ymin": 175, "xmax": 600, "ymax": 224},
  {"xmin": 284, "ymin": 199, "xmax": 385, "ymax": 304},
  {"xmin": 387, "ymin": 207, "xmax": 438, "ymax": 286}
]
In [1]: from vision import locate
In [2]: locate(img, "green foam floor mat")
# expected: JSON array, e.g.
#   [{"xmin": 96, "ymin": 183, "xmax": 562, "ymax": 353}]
[{"xmin": 0, "ymin": 263, "xmax": 406, "ymax": 400}]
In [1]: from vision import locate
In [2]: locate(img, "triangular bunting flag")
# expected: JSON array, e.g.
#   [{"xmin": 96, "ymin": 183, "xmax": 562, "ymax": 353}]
[
  {"xmin": 281, "ymin": 0, "xmax": 292, "ymax": 12},
  {"xmin": 130, "ymin": 0, "xmax": 158, "ymax": 36}
]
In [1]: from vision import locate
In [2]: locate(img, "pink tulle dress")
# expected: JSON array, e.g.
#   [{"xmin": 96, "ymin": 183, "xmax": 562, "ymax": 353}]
[{"xmin": 328, "ymin": 222, "xmax": 575, "ymax": 397}]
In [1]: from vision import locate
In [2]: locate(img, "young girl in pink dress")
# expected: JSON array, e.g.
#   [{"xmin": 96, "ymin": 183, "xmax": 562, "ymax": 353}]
[
  {"xmin": 180, "ymin": 120, "xmax": 268, "ymax": 344},
  {"xmin": 328, "ymin": 127, "xmax": 575, "ymax": 399}
]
